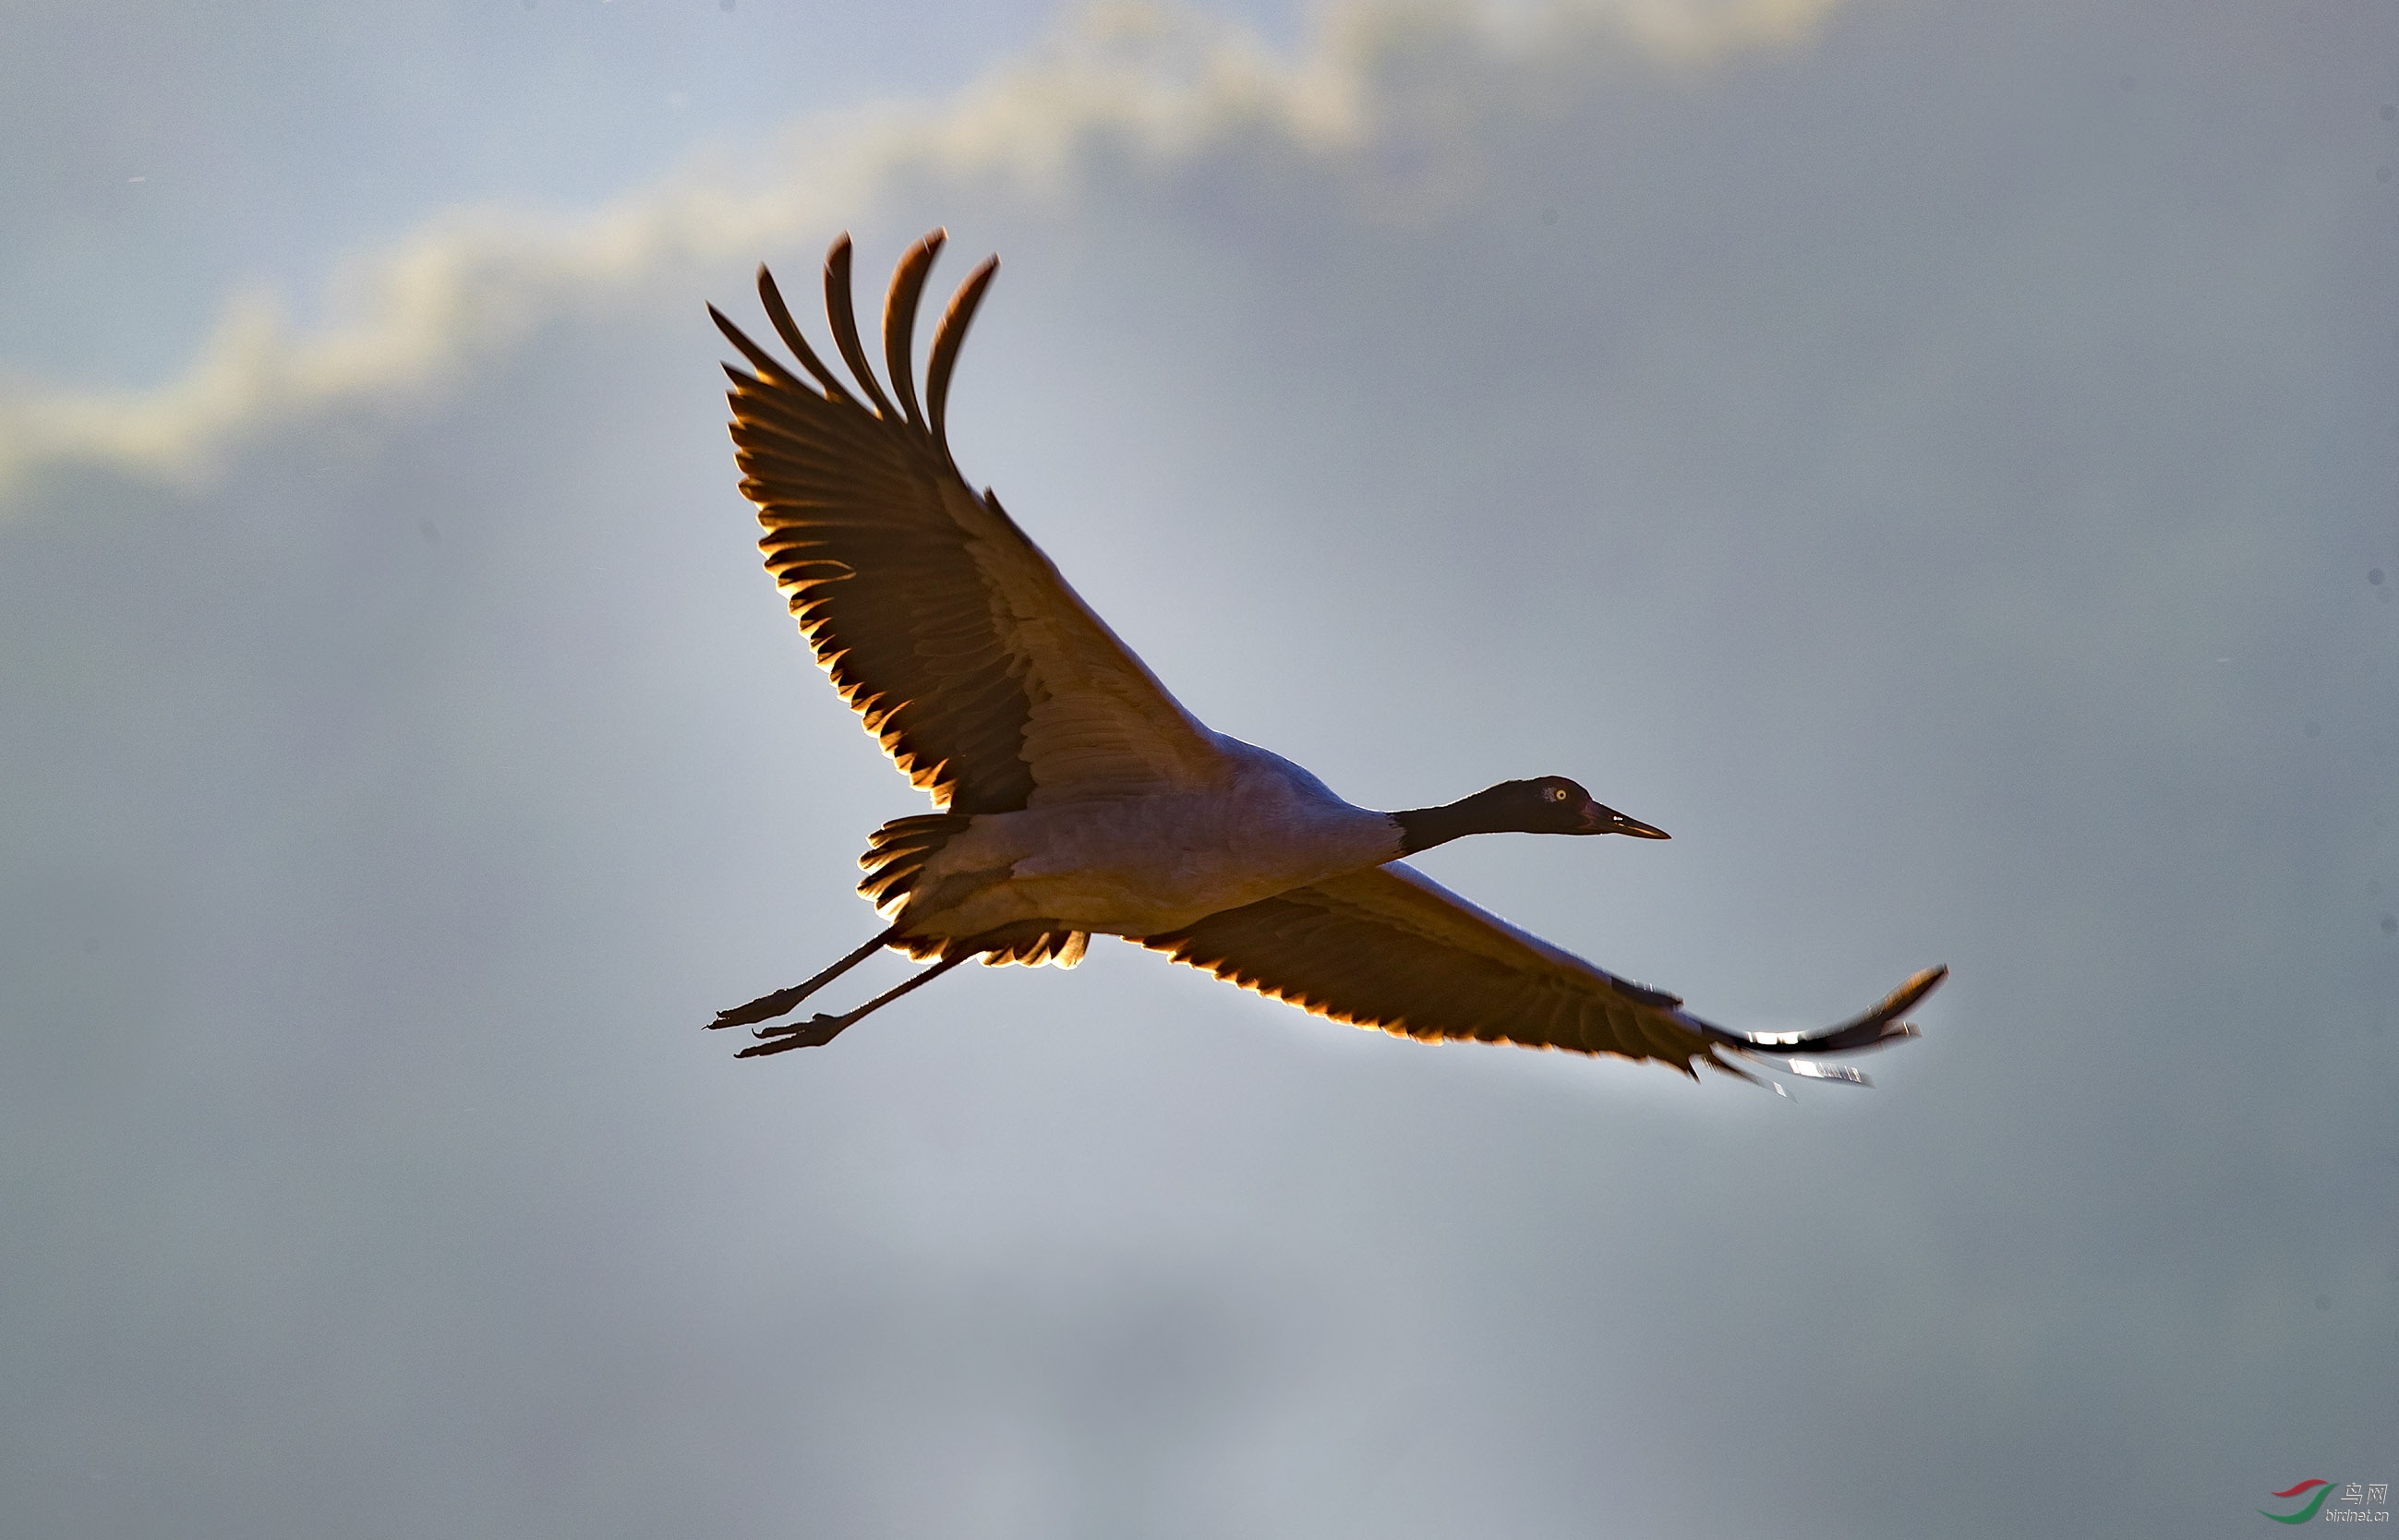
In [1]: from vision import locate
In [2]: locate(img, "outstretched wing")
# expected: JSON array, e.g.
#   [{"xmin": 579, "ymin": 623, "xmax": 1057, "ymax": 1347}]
[
  {"xmin": 712, "ymin": 230, "xmax": 1230, "ymax": 814},
  {"xmin": 1141, "ymin": 863, "xmax": 1943, "ymax": 1080}
]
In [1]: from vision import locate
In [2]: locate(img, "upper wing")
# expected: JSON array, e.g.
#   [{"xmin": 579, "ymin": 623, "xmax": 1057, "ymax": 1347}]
[
  {"xmin": 711, "ymin": 230, "xmax": 1230, "ymax": 814},
  {"xmin": 1140, "ymin": 863, "xmax": 1944, "ymax": 1081}
]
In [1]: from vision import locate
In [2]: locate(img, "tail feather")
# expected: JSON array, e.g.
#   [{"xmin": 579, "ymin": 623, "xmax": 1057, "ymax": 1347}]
[
  {"xmin": 855, "ymin": 818, "xmax": 1088, "ymax": 969},
  {"xmin": 856, "ymin": 812, "xmax": 974, "ymax": 912}
]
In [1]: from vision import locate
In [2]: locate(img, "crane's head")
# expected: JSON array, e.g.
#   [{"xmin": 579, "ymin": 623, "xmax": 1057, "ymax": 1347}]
[
  {"xmin": 1514, "ymin": 776, "xmax": 1671, "ymax": 838},
  {"xmin": 1392, "ymin": 777, "xmax": 1670, "ymax": 855}
]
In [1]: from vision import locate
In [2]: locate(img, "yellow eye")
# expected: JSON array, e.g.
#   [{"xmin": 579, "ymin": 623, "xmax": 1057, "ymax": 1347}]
[{"xmin": 1549, "ymin": 787, "xmax": 1568, "ymax": 802}]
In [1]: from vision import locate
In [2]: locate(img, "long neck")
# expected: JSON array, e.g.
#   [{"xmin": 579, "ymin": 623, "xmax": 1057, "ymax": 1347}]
[{"xmin": 1391, "ymin": 787, "xmax": 1524, "ymax": 857}]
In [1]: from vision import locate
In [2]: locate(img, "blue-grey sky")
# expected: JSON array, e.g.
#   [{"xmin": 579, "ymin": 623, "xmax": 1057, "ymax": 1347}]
[{"xmin": 4, "ymin": 2, "xmax": 2395, "ymax": 1536}]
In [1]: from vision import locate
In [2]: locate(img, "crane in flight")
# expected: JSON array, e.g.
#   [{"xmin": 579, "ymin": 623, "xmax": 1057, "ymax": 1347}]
[{"xmin": 703, "ymin": 231, "xmax": 1942, "ymax": 1085}]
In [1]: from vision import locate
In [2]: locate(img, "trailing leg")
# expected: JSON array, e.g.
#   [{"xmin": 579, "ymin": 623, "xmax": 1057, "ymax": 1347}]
[
  {"xmin": 736, "ymin": 950, "xmax": 974, "ymax": 1057},
  {"xmin": 705, "ymin": 925, "xmax": 899, "ymax": 1030}
]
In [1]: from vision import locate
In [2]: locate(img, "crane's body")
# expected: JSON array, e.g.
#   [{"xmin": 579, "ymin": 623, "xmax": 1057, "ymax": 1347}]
[{"xmin": 875, "ymin": 735, "xmax": 1399, "ymax": 943}]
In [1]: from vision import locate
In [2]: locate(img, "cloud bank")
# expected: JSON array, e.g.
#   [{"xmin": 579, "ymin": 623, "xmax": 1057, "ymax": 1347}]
[{"xmin": 0, "ymin": 0, "xmax": 1840, "ymax": 499}]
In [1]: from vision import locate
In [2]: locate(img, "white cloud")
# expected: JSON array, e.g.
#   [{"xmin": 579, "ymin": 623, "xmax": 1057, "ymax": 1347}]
[{"xmin": 0, "ymin": 0, "xmax": 1840, "ymax": 503}]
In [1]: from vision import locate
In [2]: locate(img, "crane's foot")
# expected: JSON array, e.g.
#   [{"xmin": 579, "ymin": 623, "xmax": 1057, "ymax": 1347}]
[
  {"xmin": 708, "ymin": 985, "xmax": 814, "ymax": 1030},
  {"xmin": 724, "ymin": 950, "xmax": 972, "ymax": 1061},
  {"xmin": 736, "ymin": 1014, "xmax": 851, "ymax": 1056},
  {"xmin": 705, "ymin": 927, "xmax": 902, "ymax": 1031}
]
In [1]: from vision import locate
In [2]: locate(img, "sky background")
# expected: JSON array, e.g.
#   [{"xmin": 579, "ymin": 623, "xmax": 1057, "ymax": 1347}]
[{"xmin": 4, "ymin": 1, "xmax": 2395, "ymax": 1535}]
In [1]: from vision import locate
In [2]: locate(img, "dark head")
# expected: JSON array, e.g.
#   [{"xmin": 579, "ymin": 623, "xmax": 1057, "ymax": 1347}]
[{"xmin": 1392, "ymin": 776, "xmax": 1671, "ymax": 856}]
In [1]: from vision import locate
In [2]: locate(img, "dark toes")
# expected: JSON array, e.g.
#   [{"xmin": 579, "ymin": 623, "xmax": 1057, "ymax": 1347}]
[
  {"xmin": 707, "ymin": 983, "xmax": 810, "ymax": 1029},
  {"xmin": 734, "ymin": 1015, "xmax": 845, "ymax": 1058}
]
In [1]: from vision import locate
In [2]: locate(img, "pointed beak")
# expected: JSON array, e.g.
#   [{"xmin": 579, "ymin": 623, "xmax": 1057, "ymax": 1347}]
[{"xmin": 1582, "ymin": 802, "xmax": 1670, "ymax": 839}]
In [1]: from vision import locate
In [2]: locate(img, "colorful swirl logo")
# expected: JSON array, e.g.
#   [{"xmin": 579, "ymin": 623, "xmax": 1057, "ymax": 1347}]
[{"xmin": 2260, "ymin": 1479, "xmax": 2333, "ymax": 1523}]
